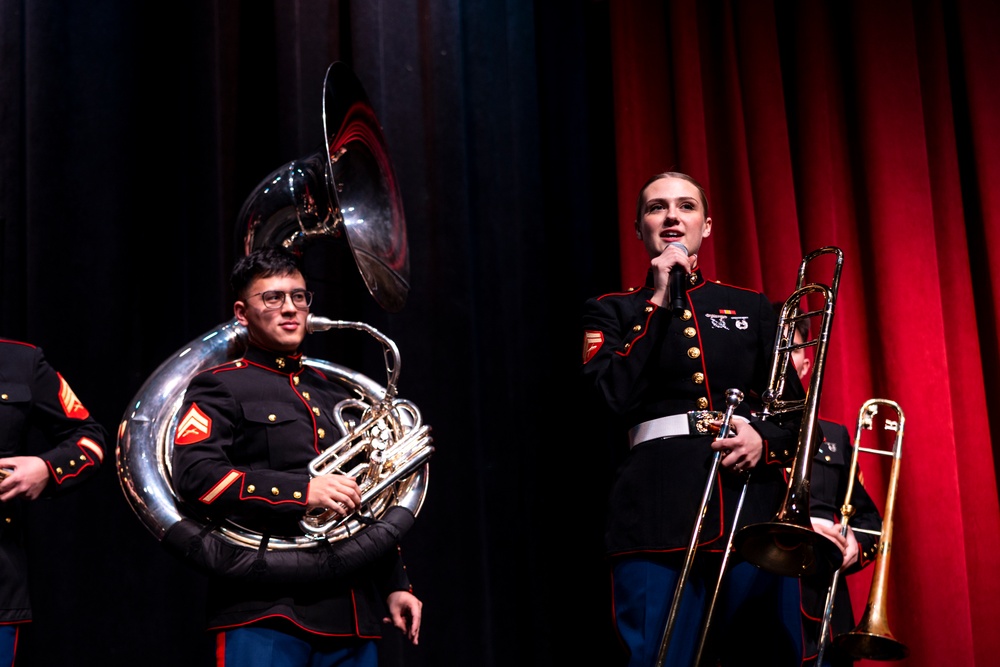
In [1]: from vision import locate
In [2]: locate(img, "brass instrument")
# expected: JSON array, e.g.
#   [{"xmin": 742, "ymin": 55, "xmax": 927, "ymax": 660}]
[
  {"xmin": 733, "ymin": 246, "xmax": 845, "ymax": 577},
  {"xmin": 116, "ymin": 62, "xmax": 432, "ymax": 581},
  {"xmin": 824, "ymin": 399, "xmax": 909, "ymax": 661},
  {"xmin": 654, "ymin": 247, "xmax": 845, "ymax": 666},
  {"xmin": 655, "ymin": 388, "xmax": 744, "ymax": 667},
  {"xmin": 298, "ymin": 316, "xmax": 433, "ymax": 539}
]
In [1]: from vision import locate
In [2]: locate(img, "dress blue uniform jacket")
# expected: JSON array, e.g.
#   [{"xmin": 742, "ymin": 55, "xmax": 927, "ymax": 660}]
[
  {"xmin": 172, "ymin": 344, "xmax": 411, "ymax": 638},
  {"xmin": 0, "ymin": 339, "xmax": 106, "ymax": 624},
  {"xmin": 581, "ymin": 270, "xmax": 807, "ymax": 556}
]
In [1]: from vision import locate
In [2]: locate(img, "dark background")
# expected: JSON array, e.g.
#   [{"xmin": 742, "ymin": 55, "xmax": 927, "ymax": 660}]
[{"xmin": 1, "ymin": 2, "xmax": 624, "ymax": 665}]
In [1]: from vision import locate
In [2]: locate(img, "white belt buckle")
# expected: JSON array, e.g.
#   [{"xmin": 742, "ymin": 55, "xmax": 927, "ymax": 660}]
[{"xmin": 628, "ymin": 411, "xmax": 723, "ymax": 448}]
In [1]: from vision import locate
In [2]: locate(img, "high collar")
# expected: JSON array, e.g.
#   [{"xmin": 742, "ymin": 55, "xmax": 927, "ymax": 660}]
[
  {"xmin": 242, "ymin": 344, "xmax": 305, "ymax": 374},
  {"xmin": 643, "ymin": 267, "xmax": 705, "ymax": 290}
]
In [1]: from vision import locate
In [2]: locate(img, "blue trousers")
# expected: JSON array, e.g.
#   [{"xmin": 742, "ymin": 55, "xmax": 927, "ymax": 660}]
[
  {"xmin": 217, "ymin": 626, "xmax": 377, "ymax": 667},
  {"xmin": 612, "ymin": 555, "xmax": 804, "ymax": 667},
  {"xmin": 0, "ymin": 625, "xmax": 16, "ymax": 667}
]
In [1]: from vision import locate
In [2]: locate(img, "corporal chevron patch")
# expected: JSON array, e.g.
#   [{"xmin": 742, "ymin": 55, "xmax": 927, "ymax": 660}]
[
  {"xmin": 175, "ymin": 403, "xmax": 212, "ymax": 445},
  {"xmin": 583, "ymin": 330, "xmax": 604, "ymax": 364},
  {"xmin": 57, "ymin": 373, "xmax": 90, "ymax": 419}
]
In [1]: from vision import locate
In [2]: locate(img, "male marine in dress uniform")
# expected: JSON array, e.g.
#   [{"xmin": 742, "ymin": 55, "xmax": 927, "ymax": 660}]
[
  {"xmin": 787, "ymin": 319, "xmax": 882, "ymax": 666},
  {"xmin": 171, "ymin": 247, "xmax": 421, "ymax": 667},
  {"xmin": 0, "ymin": 338, "xmax": 106, "ymax": 663}
]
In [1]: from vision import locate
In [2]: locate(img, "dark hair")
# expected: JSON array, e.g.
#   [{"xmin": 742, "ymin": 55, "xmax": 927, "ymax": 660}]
[
  {"xmin": 231, "ymin": 247, "xmax": 304, "ymax": 300},
  {"xmin": 634, "ymin": 171, "xmax": 711, "ymax": 229},
  {"xmin": 771, "ymin": 300, "xmax": 810, "ymax": 341}
]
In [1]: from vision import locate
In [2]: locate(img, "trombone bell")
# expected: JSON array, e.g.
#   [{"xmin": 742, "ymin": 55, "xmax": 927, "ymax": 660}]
[
  {"xmin": 834, "ymin": 629, "xmax": 909, "ymax": 662},
  {"xmin": 735, "ymin": 520, "xmax": 844, "ymax": 577}
]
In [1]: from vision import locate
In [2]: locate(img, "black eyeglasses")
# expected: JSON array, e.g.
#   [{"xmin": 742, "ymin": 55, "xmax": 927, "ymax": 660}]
[{"xmin": 249, "ymin": 289, "xmax": 314, "ymax": 310}]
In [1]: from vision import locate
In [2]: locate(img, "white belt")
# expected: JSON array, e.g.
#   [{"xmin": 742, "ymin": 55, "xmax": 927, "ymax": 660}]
[{"xmin": 628, "ymin": 411, "xmax": 749, "ymax": 449}]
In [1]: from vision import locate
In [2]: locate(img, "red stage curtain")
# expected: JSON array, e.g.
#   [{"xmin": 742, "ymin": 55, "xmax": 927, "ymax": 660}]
[{"xmin": 608, "ymin": 1, "xmax": 1000, "ymax": 665}]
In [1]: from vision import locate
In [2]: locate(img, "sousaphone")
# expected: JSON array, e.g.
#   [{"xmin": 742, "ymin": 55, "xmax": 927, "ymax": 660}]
[{"xmin": 116, "ymin": 62, "xmax": 432, "ymax": 582}]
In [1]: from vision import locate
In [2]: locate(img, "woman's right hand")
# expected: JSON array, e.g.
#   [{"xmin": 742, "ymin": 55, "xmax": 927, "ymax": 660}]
[{"xmin": 649, "ymin": 243, "xmax": 696, "ymax": 307}]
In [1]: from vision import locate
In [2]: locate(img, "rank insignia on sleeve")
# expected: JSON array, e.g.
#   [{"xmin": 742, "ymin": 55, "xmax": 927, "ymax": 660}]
[
  {"xmin": 175, "ymin": 403, "xmax": 212, "ymax": 445},
  {"xmin": 57, "ymin": 373, "xmax": 90, "ymax": 419},
  {"xmin": 583, "ymin": 330, "xmax": 604, "ymax": 364}
]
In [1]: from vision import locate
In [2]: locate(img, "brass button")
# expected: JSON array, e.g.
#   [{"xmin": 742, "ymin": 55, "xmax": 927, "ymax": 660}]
[
  {"xmin": 318, "ymin": 428, "xmax": 326, "ymax": 439},
  {"xmin": 4, "ymin": 518, "xmax": 9, "ymax": 524},
  {"xmin": 687, "ymin": 347, "xmax": 701, "ymax": 359},
  {"xmin": 824, "ymin": 455, "xmax": 831, "ymax": 462},
  {"xmin": 56, "ymin": 467, "xmax": 63, "ymax": 475},
  {"xmin": 696, "ymin": 397, "xmax": 709, "ymax": 409},
  {"xmin": 293, "ymin": 491, "xmax": 302, "ymax": 499},
  {"xmin": 276, "ymin": 358, "xmax": 286, "ymax": 369},
  {"xmin": 1, "ymin": 394, "xmax": 7, "ymax": 400},
  {"xmin": 683, "ymin": 327, "xmax": 696, "ymax": 338},
  {"xmin": 271, "ymin": 487, "xmax": 280, "ymax": 496},
  {"xmin": 624, "ymin": 343, "xmax": 631, "ymax": 352},
  {"xmin": 312, "ymin": 407, "xmax": 321, "ymax": 416},
  {"xmin": 632, "ymin": 324, "xmax": 642, "ymax": 332},
  {"xmin": 645, "ymin": 305, "xmax": 653, "ymax": 313},
  {"xmin": 302, "ymin": 392, "xmax": 311, "ymax": 400},
  {"xmin": 692, "ymin": 372, "xmax": 704, "ymax": 384},
  {"xmin": 293, "ymin": 376, "xmax": 300, "ymax": 385},
  {"xmin": 688, "ymin": 273, "xmax": 698, "ymax": 285},
  {"xmin": 235, "ymin": 361, "xmax": 243, "ymax": 368},
  {"xmin": 268, "ymin": 414, "xmax": 276, "ymax": 422},
  {"xmin": 681, "ymin": 310, "xmax": 692, "ymax": 321},
  {"xmin": 247, "ymin": 485, "xmax": 256, "ymax": 493},
  {"xmin": 628, "ymin": 287, "xmax": 637, "ymax": 292},
  {"xmin": 79, "ymin": 455, "xmax": 87, "ymax": 461},
  {"xmin": 69, "ymin": 460, "xmax": 76, "ymax": 467}
]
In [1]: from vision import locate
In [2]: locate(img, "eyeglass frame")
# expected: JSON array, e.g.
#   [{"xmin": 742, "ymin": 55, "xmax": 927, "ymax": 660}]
[{"xmin": 247, "ymin": 289, "xmax": 314, "ymax": 310}]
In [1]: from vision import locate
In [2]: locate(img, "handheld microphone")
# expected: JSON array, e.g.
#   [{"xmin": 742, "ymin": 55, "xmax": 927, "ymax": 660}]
[{"xmin": 668, "ymin": 241, "xmax": 689, "ymax": 311}]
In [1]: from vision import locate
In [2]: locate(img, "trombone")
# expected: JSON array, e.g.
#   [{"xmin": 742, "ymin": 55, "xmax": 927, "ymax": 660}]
[
  {"xmin": 818, "ymin": 399, "xmax": 909, "ymax": 662},
  {"xmin": 654, "ymin": 388, "xmax": 744, "ymax": 667},
  {"xmin": 733, "ymin": 246, "xmax": 845, "ymax": 577},
  {"xmin": 653, "ymin": 247, "xmax": 842, "ymax": 666}
]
